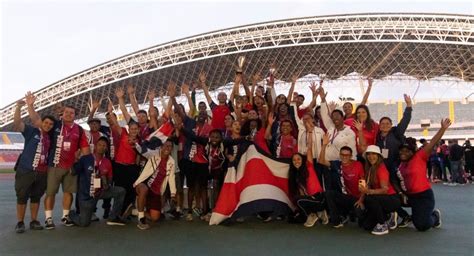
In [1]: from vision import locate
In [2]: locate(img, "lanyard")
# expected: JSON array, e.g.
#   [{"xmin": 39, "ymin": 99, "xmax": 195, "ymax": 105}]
[{"xmin": 330, "ymin": 128, "xmax": 340, "ymax": 144}]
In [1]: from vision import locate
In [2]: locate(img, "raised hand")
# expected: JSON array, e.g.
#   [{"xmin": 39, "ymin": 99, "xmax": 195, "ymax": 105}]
[
  {"xmin": 181, "ymin": 83, "xmax": 190, "ymax": 95},
  {"xmin": 404, "ymin": 94, "xmax": 412, "ymax": 107},
  {"xmin": 168, "ymin": 82, "xmax": 177, "ymax": 98},
  {"xmin": 198, "ymin": 72, "xmax": 207, "ymax": 85},
  {"xmin": 16, "ymin": 100, "xmax": 26, "ymax": 107},
  {"xmin": 322, "ymin": 132, "xmax": 330, "ymax": 146},
  {"xmin": 252, "ymin": 72, "xmax": 262, "ymax": 83},
  {"xmin": 309, "ymin": 82, "xmax": 317, "ymax": 94},
  {"xmin": 91, "ymin": 98, "xmax": 100, "ymax": 111},
  {"xmin": 353, "ymin": 119, "xmax": 364, "ymax": 131},
  {"xmin": 115, "ymin": 87, "xmax": 125, "ymax": 99},
  {"xmin": 267, "ymin": 112, "xmax": 274, "ymax": 124},
  {"xmin": 25, "ymin": 91, "xmax": 36, "ymax": 106},
  {"xmin": 126, "ymin": 84, "xmax": 135, "ymax": 95},
  {"xmin": 148, "ymin": 89, "xmax": 156, "ymax": 102},
  {"xmin": 328, "ymin": 101, "xmax": 337, "ymax": 113},
  {"xmin": 440, "ymin": 118, "xmax": 452, "ymax": 130}
]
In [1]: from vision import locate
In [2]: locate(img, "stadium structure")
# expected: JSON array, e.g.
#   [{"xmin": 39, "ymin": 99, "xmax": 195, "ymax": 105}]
[{"xmin": 1, "ymin": 13, "xmax": 473, "ymax": 167}]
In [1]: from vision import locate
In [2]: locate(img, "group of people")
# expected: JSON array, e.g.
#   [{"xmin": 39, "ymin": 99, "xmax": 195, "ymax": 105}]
[{"xmin": 12, "ymin": 69, "xmax": 462, "ymax": 236}]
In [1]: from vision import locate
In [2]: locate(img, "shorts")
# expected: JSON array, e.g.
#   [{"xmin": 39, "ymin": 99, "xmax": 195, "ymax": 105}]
[
  {"xmin": 146, "ymin": 189, "xmax": 162, "ymax": 211},
  {"xmin": 15, "ymin": 170, "xmax": 47, "ymax": 204},
  {"xmin": 190, "ymin": 162, "xmax": 209, "ymax": 188},
  {"xmin": 46, "ymin": 166, "xmax": 77, "ymax": 195}
]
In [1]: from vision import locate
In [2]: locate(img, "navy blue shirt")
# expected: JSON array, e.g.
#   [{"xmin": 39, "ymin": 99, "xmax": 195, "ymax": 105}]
[{"xmin": 17, "ymin": 125, "xmax": 50, "ymax": 174}]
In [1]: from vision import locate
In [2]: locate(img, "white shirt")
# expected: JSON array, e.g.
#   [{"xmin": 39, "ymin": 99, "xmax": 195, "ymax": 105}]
[
  {"xmin": 320, "ymin": 102, "xmax": 357, "ymax": 161},
  {"xmin": 291, "ymin": 103, "xmax": 324, "ymax": 159}
]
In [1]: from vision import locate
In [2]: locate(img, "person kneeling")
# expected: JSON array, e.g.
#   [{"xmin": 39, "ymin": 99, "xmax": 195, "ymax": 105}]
[
  {"xmin": 288, "ymin": 130, "xmax": 328, "ymax": 228},
  {"xmin": 134, "ymin": 140, "xmax": 176, "ymax": 230},
  {"xmin": 70, "ymin": 137, "xmax": 126, "ymax": 227},
  {"xmin": 358, "ymin": 145, "xmax": 400, "ymax": 235}
]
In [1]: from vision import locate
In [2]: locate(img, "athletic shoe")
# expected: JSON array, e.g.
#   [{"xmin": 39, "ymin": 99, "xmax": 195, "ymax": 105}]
[
  {"xmin": 433, "ymin": 209, "xmax": 442, "ymax": 228},
  {"xmin": 236, "ymin": 217, "xmax": 245, "ymax": 223},
  {"xmin": 201, "ymin": 213, "xmax": 212, "ymax": 222},
  {"xmin": 137, "ymin": 218, "xmax": 150, "ymax": 230},
  {"xmin": 121, "ymin": 204, "xmax": 134, "ymax": 219},
  {"xmin": 29, "ymin": 220, "xmax": 44, "ymax": 230},
  {"xmin": 398, "ymin": 215, "xmax": 412, "ymax": 228},
  {"xmin": 333, "ymin": 215, "xmax": 349, "ymax": 228},
  {"xmin": 371, "ymin": 223, "xmax": 389, "ymax": 235},
  {"xmin": 192, "ymin": 208, "xmax": 202, "ymax": 216},
  {"xmin": 15, "ymin": 221, "xmax": 25, "ymax": 233},
  {"xmin": 91, "ymin": 213, "xmax": 99, "ymax": 222},
  {"xmin": 61, "ymin": 215, "xmax": 74, "ymax": 227},
  {"xmin": 103, "ymin": 208, "xmax": 110, "ymax": 219},
  {"xmin": 304, "ymin": 213, "xmax": 319, "ymax": 227},
  {"xmin": 318, "ymin": 210, "xmax": 329, "ymax": 225},
  {"xmin": 45, "ymin": 217, "xmax": 55, "ymax": 230},
  {"xmin": 185, "ymin": 213, "xmax": 193, "ymax": 221},
  {"xmin": 388, "ymin": 212, "xmax": 398, "ymax": 230},
  {"xmin": 107, "ymin": 217, "xmax": 126, "ymax": 226},
  {"xmin": 263, "ymin": 216, "xmax": 273, "ymax": 223}
]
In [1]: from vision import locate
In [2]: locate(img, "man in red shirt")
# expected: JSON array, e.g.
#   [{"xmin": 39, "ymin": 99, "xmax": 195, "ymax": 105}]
[
  {"xmin": 319, "ymin": 135, "xmax": 365, "ymax": 228},
  {"xmin": 26, "ymin": 96, "xmax": 90, "ymax": 229},
  {"xmin": 200, "ymin": 72, "xmax": 236, "ymax": 130}
]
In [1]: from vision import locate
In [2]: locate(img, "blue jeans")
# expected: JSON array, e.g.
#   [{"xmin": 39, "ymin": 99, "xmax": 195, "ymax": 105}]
[
  {"xmin": 70, "ymin": 186, "xmax": 125, "ymax": 227},
  {"xmin": 407, "ymin": 189, "xmax": 436, "ymax": 231},
  {"xmin": 450, "ymin": 161, "xmax": 462, "ymax": 183}
]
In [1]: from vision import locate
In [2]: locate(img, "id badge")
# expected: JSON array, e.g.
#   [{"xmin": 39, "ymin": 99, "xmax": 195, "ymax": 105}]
[
  {"xmin": 40, "ymin": 155, "xmax": 45, "ymax": 164},
  {"xmin": 382, "ymin": 148, "xmax": 389, "ymax": 159},
  {"xmin": 94, "ymin": 178, "xmax": 101, "ymax": 188},
  {"xmin": 63, "ymin": 141, "xmax": 71, "ymax": 152}
]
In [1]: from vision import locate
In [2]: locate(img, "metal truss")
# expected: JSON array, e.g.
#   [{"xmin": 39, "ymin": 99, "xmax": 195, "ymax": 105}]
[{"xmin": 1, "ymin": 13, "xmax": 473, "ymax": 129}]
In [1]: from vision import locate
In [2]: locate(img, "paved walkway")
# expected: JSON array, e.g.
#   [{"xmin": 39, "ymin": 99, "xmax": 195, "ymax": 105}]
[{"xmin": 0, "ymin": 176, "xmax": 472, "ymax": 255}]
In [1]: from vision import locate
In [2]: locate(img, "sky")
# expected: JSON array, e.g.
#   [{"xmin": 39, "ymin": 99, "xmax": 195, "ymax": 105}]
[{"xmin": 1, "ymin": 0, "xmax": 472, "ymax": 108}]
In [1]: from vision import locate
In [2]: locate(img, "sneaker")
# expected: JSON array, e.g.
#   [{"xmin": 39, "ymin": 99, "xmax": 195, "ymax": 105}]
[
  {"xmin": 45, "ymin": 217, "xmax": 55, "ymax": 230},
  {"xmin": 103, "ymin": 208, "xmax": 110, "ymax": 219},
  {"xmin": 263, "ymin": 216, "xmax": 273, "ymax": 222},
  {"xmin": 371, "ymin": 223, "xmax": 389, "ymax": 235},
  {"xmin": 236, "ymin": 217, "xmax": 245, "ymax": 223},
  {"xmin": 433, "ymin": 209, "xmax": 442, "ymax": 228},
  {"xmin": 201, "ymin": 213, "xmax": 212, "ymax": 222},
  {"xmin": 137, "ymin": 218, "xmax": 150, "ymax": 230},
  {"xmin": 121, "ymin": 204, "xmax": 134, "ymax": 219},
  {"xmin": 318, "ymin": 210, "xmax": 329, "ymax": 225},
  {"xmin": 91, "ymin": 213, "xmax": 99, "ymax": 222},
  {"xmin": 333, "ymin": 215, "xmax": 349, "ymax": 228},
  {"xmin": 106, "ymin": 217, "xmax": 126, "ymax": 226},
  {"xmin": 29, "ymin": 220, "xmax": 44, "ymax": 230},
  {"xmin": 388, "ymin": 212, "xmax": 398, "ymax": 230},
  {"xmin": 192, "ymin": 208, "xmax": 202, "ymax": 216},
  {"xmin": 398, "ymin": 215, "xmax": 412, "ymax": 228},
  {"xmin": 15, "ymin": 221, "xmax": 25, "ymax": 233},
  {"xmin": 185, "ymin": 213, "xmax": 193, "ymax": 221},
  {"xmin": 61, "ymin": 215, "xmax": 74, "ymax": 227},
  {"xmin": 304, "ymin": 213, "xmax": 319, "ymax": 227}
]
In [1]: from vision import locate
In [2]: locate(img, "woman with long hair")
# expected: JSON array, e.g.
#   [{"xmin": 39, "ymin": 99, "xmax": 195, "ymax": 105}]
[
  {"xmin": 288, "ymin": 130, "xmax": 327, "ymax": 227},
  {"xmin": 352, "ymin": 105, "xmax": 379, "ymax": 154},
  {"xmin": 357, "ymin": 145, "xmax": 400, "ymax": 235},
  {"xmin": 396, "ymin": 119, "xmax": 451, "ymax": 231}
]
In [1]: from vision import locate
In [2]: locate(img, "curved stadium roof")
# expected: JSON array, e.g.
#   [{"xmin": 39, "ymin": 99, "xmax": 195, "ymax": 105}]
[{"xmin": 1, "ymin": 13, "xmax": 473, "ymax": 129}]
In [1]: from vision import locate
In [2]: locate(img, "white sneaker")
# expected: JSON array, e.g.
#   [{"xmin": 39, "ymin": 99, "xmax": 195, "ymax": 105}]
[
  {"xmin": 185, "ymin": 213, "xmax": 193, "ymax": 221},
  {"xmin": 304, "ymin": 213, "xmax": 319, "ymax": 227},
  {"xmin": 388, "ymin": 212, "xmax": 398, "ymax": 230},
  {"xmin": 318, "ymin": 210, "xmax": 329, "ymax": 225}
]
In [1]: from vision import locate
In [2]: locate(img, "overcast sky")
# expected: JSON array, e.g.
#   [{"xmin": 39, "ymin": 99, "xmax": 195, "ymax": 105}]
[{"xmin": 1, "ymin": 0, "xmax": 472, "ymax": 108}]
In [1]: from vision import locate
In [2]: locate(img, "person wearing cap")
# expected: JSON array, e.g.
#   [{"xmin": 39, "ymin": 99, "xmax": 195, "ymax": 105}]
[
  {"xmin": 396, "ymin": 119, "xmax": 451, "ymax": 231},
  {"xmin": 357, "ymin": 145, "xmax": 400, "ymax": 235}
]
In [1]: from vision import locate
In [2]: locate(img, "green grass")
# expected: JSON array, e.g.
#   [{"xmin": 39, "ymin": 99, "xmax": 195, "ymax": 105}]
[{"xmin": 0, "ymin": 169, "xmax": 14, "ymax": 173}]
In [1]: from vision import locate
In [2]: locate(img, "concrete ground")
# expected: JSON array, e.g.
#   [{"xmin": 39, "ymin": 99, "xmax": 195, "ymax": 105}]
[{"xmin": 0, "ymin": 173, "xmax": 472, "ymax": 256}]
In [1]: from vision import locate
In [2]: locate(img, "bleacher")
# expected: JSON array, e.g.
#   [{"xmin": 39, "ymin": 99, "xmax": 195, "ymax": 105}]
[{"xmin": 0, "ymin": 132, "xmax": 24, "ymax": 169}]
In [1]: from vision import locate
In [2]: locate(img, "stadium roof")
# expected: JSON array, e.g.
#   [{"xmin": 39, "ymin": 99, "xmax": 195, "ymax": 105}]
[{"xmin": 1, "ymin": 13, "xmax": 473, "ymax": 129}]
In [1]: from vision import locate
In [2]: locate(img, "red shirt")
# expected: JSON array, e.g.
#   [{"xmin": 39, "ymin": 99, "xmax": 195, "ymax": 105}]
[
  {"xmin": 139, "ymin": 124, "xmax": 153, "ymax": 142},
  {"xmin": 191, "ymin": 123, "xmax": 212, "ymax": 163},
  {"xmin": 306, "ymin": 161, "xmax": 323, "ymax": 195},
  {"xmin": 369, "ymin": 164, "xmax": 396, "ymax": 195},
  {"xmin": 148, "ymin": 156, "xmax": 168, "ymax": 195},
  {"xmin": 36, "ymin": 131, "xmax": 51, "ymax": 173},
  {"xmin": 210, "ymin": 102, "xmax": 232, "ymax": 130},
  {"xmin": 95, "ymin": 155, "xmax": 113, "ymax": 179},
  {"xmin": 297, "ymin": 107, "xmax": 308, "ymax": 119},
  {"xmin": 114, "ymin": 128, "xmax": 137, "ymax": 165},
  {"xmin": 54, "ymin": 123, "xmax": 89, "ymax": 169},
  {"xmin": 398, "ymin": 150, "xmax": 431, "ymax": 194},
  {"xmin": 278, "ymin": 134, "xmax": 297, "ymax": 158},
  {"xmin": 341, "ymin": 161, "xmax": 365, "ymax": 198},
  {"xmin": 351, "ymin": 121, "xmax": 379, "ymax": 153}
]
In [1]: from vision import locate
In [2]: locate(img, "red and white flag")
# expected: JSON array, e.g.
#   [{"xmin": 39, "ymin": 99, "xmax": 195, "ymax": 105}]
[
  {"xmin": 210, "ymin": 145, "xmax": 295, "ymax": 225},
  {"xmin": 136, "ymin": 121, "xmax": 174, "ymax": 158}
]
